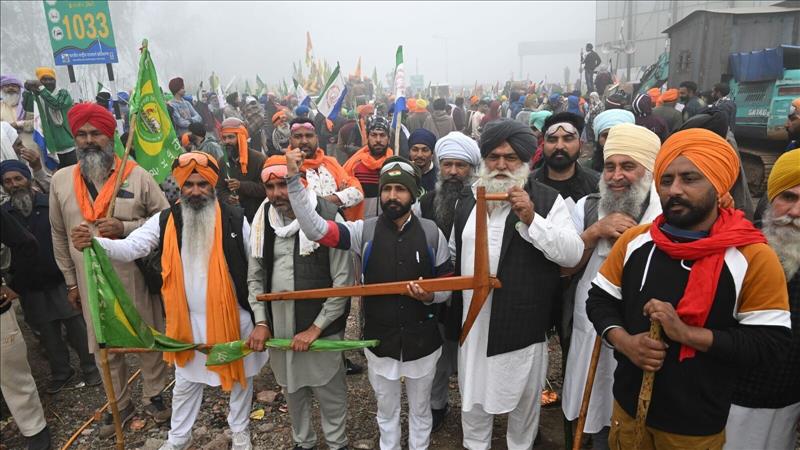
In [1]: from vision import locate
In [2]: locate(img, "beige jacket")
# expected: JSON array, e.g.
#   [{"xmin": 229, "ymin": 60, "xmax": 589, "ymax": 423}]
[{"xmin": 49, "ymin": 164, "xmax": 169, "ymax": 352}]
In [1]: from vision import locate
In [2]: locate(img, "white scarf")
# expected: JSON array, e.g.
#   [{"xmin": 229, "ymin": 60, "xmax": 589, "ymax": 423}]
[{"xmin": 250, "ymin": 191, "xmax": 319, "ymax": 258}]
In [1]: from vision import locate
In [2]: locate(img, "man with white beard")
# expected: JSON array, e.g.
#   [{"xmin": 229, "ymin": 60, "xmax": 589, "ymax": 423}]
[
  {"xmin": 726, "ymin": 148, "xmax": 800, "ymax": 450},
  {"xmin": 50, "ymin": 103, "xmax": 171, "ymax": 438},
  {"xmin": 73, "ymin": 151, "xmax": 268, "ymax": 450},
  {"xmin": 448, "ymin": 119, "xmax": 584, "ymax": 450},
  {"xmin": 560, "ymin": 123, "xmax": 662, "ymax": 450},
  {"xmin": 0, "ymin": 76, "xmax": 31, "ymax": 136}
]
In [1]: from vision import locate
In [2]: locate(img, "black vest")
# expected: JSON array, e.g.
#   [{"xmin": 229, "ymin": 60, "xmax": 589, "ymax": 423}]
[
  {"xmin": 363, "ymin": 214, "xmax": 442, "ymax": 361},
  {"xmin": 418, "ymin": 185, "xmax": 474, "ymax": 240},
  {"xmin": 260, "ymin": 199, "xmax": 349, "ymax": 337},
  {"xmin": 450, "ymin": 179, "xmax": 561, "ymax": 356},
  {"xmin": 158, "ymin": 202, "xmax": 254, "ymax": 324}
]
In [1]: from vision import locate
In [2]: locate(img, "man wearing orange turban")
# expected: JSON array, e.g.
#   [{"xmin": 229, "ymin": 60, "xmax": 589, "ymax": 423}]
[
  {"xmin": 24, "ymin": 67, "xmax": 75, "ymax": 167},
  {"xmin": 79, "ymin": 151, "xmax": 268, "ymax": 450},
  {"xmin": 586, "ymin": 128, "xmax": 791, "ymax": 448},
  {"xmin": 652, "ymin": 88, "xmax": 683, "ymax": 133},
  {"xmin": 51, "ymin": 103, "xmax": 172, "ymax": 438},
  {"xmin": 786, "ymin": 97, "xmax": 800, "ymax": 151},
  {"xmin": 218, "ymin": 117, "xmax": 266, "ymax": 222},
  {"xmin": 726, "ymin": 147, "xmax": 800, "ymax": 450}
]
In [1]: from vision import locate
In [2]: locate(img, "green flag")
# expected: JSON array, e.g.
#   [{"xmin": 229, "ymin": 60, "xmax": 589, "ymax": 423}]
[
  {"xmin": 127, "ymin": 39, "xmax": 183, "ymax": 183},
  {"xmin": 84, "ymin": 239, "xmax": 380, "ymax": 366},
  {"xmin": 244, "ymin": 79, "xmax": 252, "ymax": 96},
  {"xmin": 256, "ymin": 75, "xmax": 267, "ymax": 97}
]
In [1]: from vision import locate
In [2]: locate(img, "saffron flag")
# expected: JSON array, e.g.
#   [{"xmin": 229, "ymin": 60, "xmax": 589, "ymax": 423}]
[
  {"xmin": 392, "ymin": 46, "xmax": 406, "ymax": 128},
  {"xmin": 305, "ymin": 31, "xmax": 314, "ymax": 66},
  {"xmin": 316, "ymin": 63, "xmax": 348, "ymax": 120},
  {"xmin": 84, "ymin": 239, "xmax": 380, "ymax": 365},
  {"xmin": 127, "ymin": 40, "xmax": 183, "ymax": 183}
]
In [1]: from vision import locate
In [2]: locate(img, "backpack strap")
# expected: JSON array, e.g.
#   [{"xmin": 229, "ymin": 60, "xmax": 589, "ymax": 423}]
[{"xmin": 583, "ymin": 193, "xmax": 601, "ymax": 231}]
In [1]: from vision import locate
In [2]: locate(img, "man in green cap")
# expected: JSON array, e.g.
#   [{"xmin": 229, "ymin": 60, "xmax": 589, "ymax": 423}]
[{"xmin": 284, "ymin": 148, "xmax": 453, "ymax": 450}]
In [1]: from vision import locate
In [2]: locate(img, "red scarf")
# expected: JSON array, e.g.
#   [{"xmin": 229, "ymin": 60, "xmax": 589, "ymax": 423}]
[{"xmin": 649, "ymin": 208, "xmax": 766, "ymax": 361}]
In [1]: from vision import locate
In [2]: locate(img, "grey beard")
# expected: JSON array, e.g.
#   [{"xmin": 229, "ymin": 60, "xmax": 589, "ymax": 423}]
[
  {"xmin": 433, "ymin": 177, "xmax": 467, "ymax": 230},
  {"xmin": 477, "ymin": 162, "xmax": 529, "ymax": 212},
  {"xmin": 78, "ymin": 145, "xmax": 115, "ymax": 186},
  {"xmin": 762, "ymin": 207, "xmax": 800, "ymax": 280},
  {"xmin": 598, "ymin": 172, "xmax": 653, "ymax": 220},
  {"xmin": 1, "ymin": 93, "xmax": 20, "ymax": 106},
  {"xmin": 10, "ymin": 188, "xmax": 34, "ymax": 217},
  {"xmin": 179, "ymin": 198, "xmax": 217, "ymax": 266}
]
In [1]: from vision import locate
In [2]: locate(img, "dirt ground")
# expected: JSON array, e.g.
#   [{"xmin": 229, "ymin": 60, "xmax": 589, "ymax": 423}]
[{"xmin": 1, "ymin": 298, "xmax": 572, "ymax": 450}]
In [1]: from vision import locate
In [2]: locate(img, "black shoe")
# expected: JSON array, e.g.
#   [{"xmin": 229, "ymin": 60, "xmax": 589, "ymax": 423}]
[
  {"xmin": 27, "ymin": 425, "xmax": 51, "ymax": 450},
  {"xmin": 144, "ymin": 394, "xmax": 172, "ymax": 424},
  {"xmin": 84, "ymin": 370, "xmax": 103, "ymax": 387},
  {"xmin": 431, "ymin": 404, "xmax": 449, "ymax": 433},
  {"xmin": 98, "ymin": 403, "xmax": 135, "ymax": 439},
  {"xmin": 344, "ymin": 358, "xmax": 363, "ymax": 376},
  {"xmin": 46, "ymin": 369, "xmax": 76, "ymax": 394}
]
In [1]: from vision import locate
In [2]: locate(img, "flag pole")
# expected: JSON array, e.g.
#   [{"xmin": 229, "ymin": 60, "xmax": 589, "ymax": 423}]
[
  {"xmin": 634, "ymin": 321, "xmax": 663, "ymax": 447},
  {"xmin": 572, "ymin": 335, "xmax": 603, "ymax": 450},
  {"xmin": 106, "ymin": 112, "xmax": 138, "ymax": 218},
  {"xmin": 393, "ymin": 110, "xmax": 402, "ymax": 154}
]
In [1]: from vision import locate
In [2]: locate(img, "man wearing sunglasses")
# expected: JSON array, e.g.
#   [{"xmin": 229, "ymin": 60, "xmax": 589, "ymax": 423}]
[
  {"xmin": 73, "ymin": 151, "xmax": 268, "ymax": 450},
  {"xmin": 285, "ymin": 148, "xmax": 452, "ymax": 450},
  {"xmin": 247, "ymin": 156, "xmax": 354, "ymax": 450}
]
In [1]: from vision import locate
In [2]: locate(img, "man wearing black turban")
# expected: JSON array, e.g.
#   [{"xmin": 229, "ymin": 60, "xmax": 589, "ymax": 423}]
[
  {"xmin": 479, "ymin": 119, "xmax": 538, "ymax": 162},
  {"xmin": 532, "ymin": 112, "xmax": 600, "ymax": 202}
]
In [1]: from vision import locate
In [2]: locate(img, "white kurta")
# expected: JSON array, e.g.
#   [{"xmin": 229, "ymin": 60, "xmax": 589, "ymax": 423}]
[
  {"xmin": 454, "ymin": 194, "xmax": 583, "ymax": 414},
  {"xmin": 562, "ymin": 186, "xmax": 661, "ymax": 433},
  {"xmin": 97, "ymin": 213, "xmax": 268, "ymax": 386}
]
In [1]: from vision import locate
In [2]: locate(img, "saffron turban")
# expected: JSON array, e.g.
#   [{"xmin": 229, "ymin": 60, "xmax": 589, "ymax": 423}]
[
  {"xmin": 660, "ymin": 88, "xmax": 679, "ymax": 103},
  {"xmin": 271, "ymin": 110, "xmax": 287, "ymax": 124},
  {"xmin": 647, "ymin": 87, "xmax": 661, "ymax": 105},
  {"xmin": 654, "ymin": 129, "xmax": 739, "ymax": 208},
  {"xmin": 168, "ymin": 77, "xmax": 184, "ymax": 95},
  {"xmin": 480, "ymin": 119, "xmax": 537, "ymax": 163},
  {"xmin": 357, "ymin": 104, "xmax": 374, "ymax": 117},
  {"xmin": 220, "ymin": 117, "xmax": 250, "ymax": 174},
  {"xmin": 407, "ymin": 99, "xmax": 417, "ymax": 112},
  {"xmin": 435, "ymin": 131, "xmax": 481, "ymax": 167},
  {"xmin": 261, "ymin": 155, "xmax": 288, "ymax": 182},
  {"xmin": 172, "ymin": 151, "xmax": 220, "ymax": 187},
  {"xmin": 593, "ymin": 109, "xmax": 635, "ymax": 139},
  {"xmin": 790, "ymin": 97, "xmax": 800, "ymax": 116},
  {"xmin": 415, "ymin": 99, "xmax": 428, "ymax": 112},
  {"xmin": 603, "ymin": 123, "xmax": 661, "ymax": 172},
  {"xmin": 767, "ymin": 149, "xmax": 800, "ymax": 202},
  {"xmin": 35, "ymin": 67, "xmax": 55, "ymax": 80},
  {"xmin": 67, "ymin": 102, "xmax": 116, "ymax": 138},
  {"xmin": 469, "ymin": 95, "xmax": 479, "ymax": 106}
]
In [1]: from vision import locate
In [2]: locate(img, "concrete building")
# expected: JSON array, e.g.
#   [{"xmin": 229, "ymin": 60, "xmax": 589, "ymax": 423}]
[{"xmin": 594, "ymin": 0, "xmax": 779, "ymax": 81}]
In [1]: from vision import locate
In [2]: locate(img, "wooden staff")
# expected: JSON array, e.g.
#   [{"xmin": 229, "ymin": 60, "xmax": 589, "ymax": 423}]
[
  {"xmin": 572, "ymin": 335, "xmax": 603, "ymax": 450},
  {"xmin": 634, "ymin": 320, "xmax": 663, "ymax": 448},
  {"xmin": 98, "ymin": 112, "xmax": 139, "ymax": 450},
  {"xmin": 108, "ymin": 344, "xmax": 213, "ymax": 354}
]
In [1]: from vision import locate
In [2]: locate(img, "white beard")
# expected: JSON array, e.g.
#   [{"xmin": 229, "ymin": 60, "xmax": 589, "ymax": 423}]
[
  {"xmin": 477, "ymin": 161, "xmax": 530, "ymax": 214},
  {"xmin": 1, "ymin": 92, "xmax": 20, "ymax": 106},
  {"xmin": 598, "ymin": 171, "xmax": 653, "ymax": 219},
  {"xmin": 762, "ymin": 207, "xmax": 800, "ymax": 280},
  {"xmin": 180, "ymin": 199, "xmax": 216, "ymax": 269}
]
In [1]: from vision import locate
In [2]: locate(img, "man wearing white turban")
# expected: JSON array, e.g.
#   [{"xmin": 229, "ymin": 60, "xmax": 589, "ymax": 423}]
[
  {"xmin": 415, "ymin": 131, "xmax": 481, "ymax": 431},
  {"xmin": 562, "ymin": 123, "xmax": 662, "ymax": 449}
]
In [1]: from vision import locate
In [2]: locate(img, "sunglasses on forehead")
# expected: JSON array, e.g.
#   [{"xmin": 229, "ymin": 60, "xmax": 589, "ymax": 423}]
[
  {"xmin": 380, "ymin": 160, "xmax": 416, "ymax": 176},
  {"xmin": 290, "ymin": 122, "xmax": 315, "ymax": 132},
  {"xmin": 173, "ymin": 151, "xmax": 220, "ymax": 173}
]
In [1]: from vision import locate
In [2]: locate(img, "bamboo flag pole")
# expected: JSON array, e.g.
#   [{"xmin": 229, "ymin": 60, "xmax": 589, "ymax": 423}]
[
  {"xmin": 393, "ymin": 110, "xmax": 402, "ymax": 152},
  {"xmin": 634, "ymin": 320, "xmax": 663, "ymax": 448},
  {"xmin": 572, "ymin": 335, "xmax": 603, "ymax": 450}
]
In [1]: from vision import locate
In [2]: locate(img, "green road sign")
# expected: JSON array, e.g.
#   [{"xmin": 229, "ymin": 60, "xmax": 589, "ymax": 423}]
[{"xmin": 43, "ymin": 0, "xmax": 118, "ymax": 66}]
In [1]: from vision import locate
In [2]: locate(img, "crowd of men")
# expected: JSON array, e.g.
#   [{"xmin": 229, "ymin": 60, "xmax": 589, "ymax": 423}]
[{"xmin": 0, "ymin": 64, "xmax": 799, "ymax": 450}]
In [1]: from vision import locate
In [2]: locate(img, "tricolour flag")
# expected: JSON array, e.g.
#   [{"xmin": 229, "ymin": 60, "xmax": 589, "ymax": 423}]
[
  {"xmin": 31, "ymin": 101, "xmax": 59, "ymax": 171},
  {"xmin": 127, "ymin": 39, "xmax": 183, "ymax": 183},
  {"xmin": 392, "ymin": 46, "xmax": 406, "ymax": 128},
  {"xmin": 315, "ymin": 63, "xmax": 347, "ymax": 121},
  {"xmin": 83, "ymin": 239, "xmax": 378, "ymax": 365},
  {"xmin": 293, "ymin": 78, "xmax": 311, "ymax": 108}
]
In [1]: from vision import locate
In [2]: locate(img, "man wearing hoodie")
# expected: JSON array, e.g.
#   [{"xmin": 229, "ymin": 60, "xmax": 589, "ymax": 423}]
[{"xmin": 423, "ymin": 98, "xmax": 456, "ymax": 139}]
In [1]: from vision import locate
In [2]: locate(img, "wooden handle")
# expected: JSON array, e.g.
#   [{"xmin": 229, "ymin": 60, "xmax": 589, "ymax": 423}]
[
  {"xmin": 106, "ymin": 113, "xmax": 138, "ymax": 219},
  {"xmin": 484, "ymin": 193, "xmax": 509, "ymax": 201},
  {"xmin": 634, "ymin": 320, "xmax": 663, "ymax": 448},
  {"xmin": 573, "ymin": 335, "xmax": 603, "ymax": 450}
]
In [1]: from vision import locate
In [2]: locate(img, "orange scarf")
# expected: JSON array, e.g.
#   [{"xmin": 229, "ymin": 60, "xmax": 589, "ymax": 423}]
[
  {"xmin": 303, "ymin": 148, "xmax": 365, "ymax": 220},
  {"xmin": 160, "ymin": 202, "xmax": 246, "ymax": 391},
  {"xmin": 73, "ymin": 156, "xmax": 137, "ymax": 222},
  {"xmin": 220, "ymin": 126, "xmax": 250, "ymax": 174},
  {"xmin": 343, "ymin": 145, "xmax": 394, "ymax": 172}
]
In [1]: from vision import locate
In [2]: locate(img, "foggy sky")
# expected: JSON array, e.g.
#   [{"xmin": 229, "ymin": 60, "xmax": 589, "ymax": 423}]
[{"xmin": 2, "ymin": 1, "xmax": 596, "ymax": 91}]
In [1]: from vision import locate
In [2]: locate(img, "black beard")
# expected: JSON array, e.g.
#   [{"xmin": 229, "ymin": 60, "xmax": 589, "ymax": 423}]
[
  {"xmin": 662, "ymin": 190, "xmax": 717, "ymax": 229},
  {"xmin": 10, "ymin": 188, "xmax": 34, "ymax": 217},
  {"xmin": 225, "ymin": 143, "xmax": 238, "ymax": 155},
  {"xmin": 181, "ymin": 192, "xmax": 214, "ymax": 211},
  {"xmin": 433, "ymin": 178, "xmax": 465, "ymax": 230},
  {"xmin": 369, "ymin": 143, "xmax": 387, "ymax": 157},
  {"xmin": 545, "ymin": 149, "xmax": 578, "ymax": 172},
  {"xmin": 381, "ymin": 199, "xmax": 411, "ymax": 220}
]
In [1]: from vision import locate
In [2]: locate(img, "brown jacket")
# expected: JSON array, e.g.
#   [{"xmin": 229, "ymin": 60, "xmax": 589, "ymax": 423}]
[{"xmin": 49, "ymin": 164, "xmax": 169, "ymax": 352}]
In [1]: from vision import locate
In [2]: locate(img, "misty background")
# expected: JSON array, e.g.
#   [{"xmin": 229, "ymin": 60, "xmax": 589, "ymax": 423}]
[{"xmin": 1, "ymin": 1, "xmax": 595, "ymax": 95}]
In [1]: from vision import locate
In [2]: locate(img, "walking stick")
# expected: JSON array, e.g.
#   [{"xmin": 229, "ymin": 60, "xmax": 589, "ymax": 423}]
[
  {"xmin": 98, "ymin": 112, "xmax": 139, "ymax": 450},
  {"xmin": 572, "ymin": 335, "xmax": 603, "ymax": 450},
  {"xmin": 634, "ymin": 320, "xmax": 663, "ymax": 448}
]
